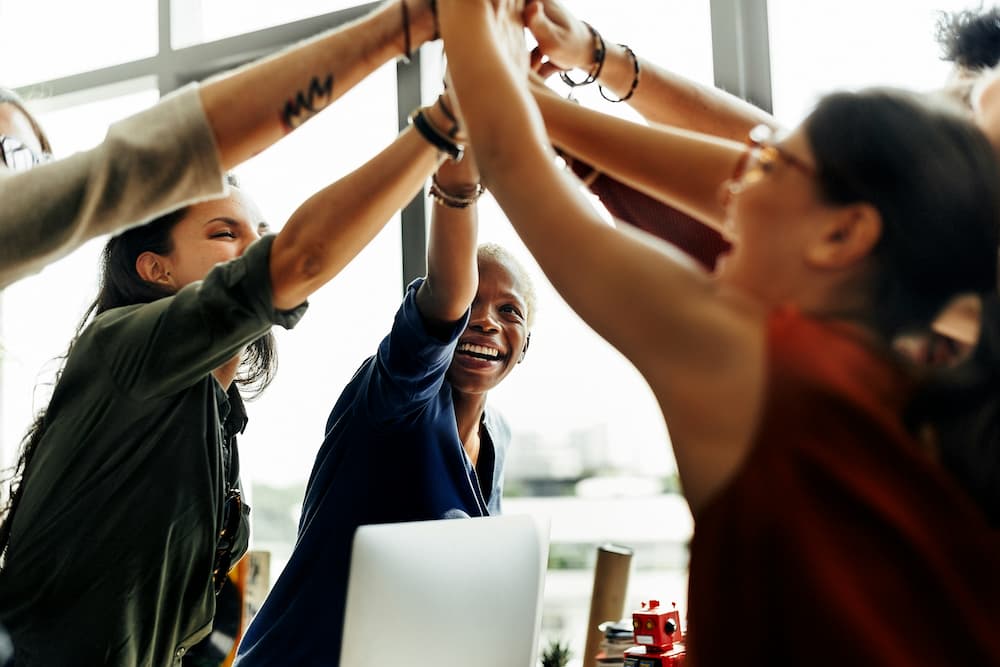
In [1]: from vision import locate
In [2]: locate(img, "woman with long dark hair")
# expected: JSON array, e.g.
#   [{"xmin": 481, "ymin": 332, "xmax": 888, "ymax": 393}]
[
  {"xmin": 0, "ymin": 82, "xmax": 467, "ymax": 665},
  {"xmin": 439, "ymin": 1, "xmax": 1000, "ymax": 663}
]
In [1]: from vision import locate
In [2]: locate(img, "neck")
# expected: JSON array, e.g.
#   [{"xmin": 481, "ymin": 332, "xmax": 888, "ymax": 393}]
[
  {"xmin": 453, "ymin": 387, "xmax": 488, "ymax": 462},
  {"xmin": 212, "ymin": 353, "xmax": 242, "ymax": 390},
  {"xmin": 786, "ymin": 268, "xmax": 879, "ymax": 330}
]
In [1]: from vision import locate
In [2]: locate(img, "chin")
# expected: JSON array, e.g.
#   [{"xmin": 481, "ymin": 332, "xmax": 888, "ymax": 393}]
[{"xmin": 447, "ymin": 368, "xmax": 500, "ymax": 396}]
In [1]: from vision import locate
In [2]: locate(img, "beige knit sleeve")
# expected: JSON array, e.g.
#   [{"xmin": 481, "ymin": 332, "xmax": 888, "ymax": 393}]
[{"xmin": 0, "ymin": 84, "xmax": 226, "ymax": 289}]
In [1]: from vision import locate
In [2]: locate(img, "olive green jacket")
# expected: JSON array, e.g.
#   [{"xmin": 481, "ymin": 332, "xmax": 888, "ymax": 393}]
[{"xmin": 0, "ymin": 236, "xmax": 306, "ymax": 666}]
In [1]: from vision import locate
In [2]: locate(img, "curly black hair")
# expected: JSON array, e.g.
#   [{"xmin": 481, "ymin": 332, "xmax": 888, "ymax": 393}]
[{"xmin": 936, "ymin": 5, "xmax": 1000, "ymax": 70}]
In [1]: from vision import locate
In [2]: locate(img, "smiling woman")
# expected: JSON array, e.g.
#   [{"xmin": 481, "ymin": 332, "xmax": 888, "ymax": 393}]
[
  {"xmin": 235, "ymin": 148, "xmax": 538, "ymax": 666},
  {"xmin": 439, "ymin": 1, "xmax": 1000, "ymax": 665},
  {"xmin": 0, "ymin": 70, "xmax": 451, "ymax": 663}
]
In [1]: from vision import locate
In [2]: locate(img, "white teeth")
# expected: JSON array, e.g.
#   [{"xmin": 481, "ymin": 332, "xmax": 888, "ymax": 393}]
[{"xmin": 458, "ymin": 343, "xmax": 500, "ymax": 359}]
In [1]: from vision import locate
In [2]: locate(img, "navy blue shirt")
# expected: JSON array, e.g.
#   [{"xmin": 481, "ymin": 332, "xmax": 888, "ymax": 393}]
[{"xmin": 236, "ymin": 279, "xmax": 510, "ymax": 667}]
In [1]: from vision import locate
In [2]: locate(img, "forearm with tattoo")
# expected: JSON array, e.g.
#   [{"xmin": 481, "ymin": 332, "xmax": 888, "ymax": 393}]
[{"xmin": 281, "ymin": 74, "xmax": 335, "ymax": 131}]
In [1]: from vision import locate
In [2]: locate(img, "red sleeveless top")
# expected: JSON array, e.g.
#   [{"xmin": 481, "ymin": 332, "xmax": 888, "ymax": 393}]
[{"xmin": 687, "ymin": 307, "xmax": 1000, "ymax": 666}]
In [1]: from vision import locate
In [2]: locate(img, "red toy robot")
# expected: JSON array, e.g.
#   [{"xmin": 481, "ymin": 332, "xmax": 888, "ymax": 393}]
[{"xmin": 623, "ymin": 600, "xmax": 686, "ymax": 667}]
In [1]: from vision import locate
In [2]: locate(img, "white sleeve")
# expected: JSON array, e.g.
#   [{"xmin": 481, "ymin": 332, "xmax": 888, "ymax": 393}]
[{"xmin": 0, "ymin": 84, "xmax": 226, "ymax": 289}]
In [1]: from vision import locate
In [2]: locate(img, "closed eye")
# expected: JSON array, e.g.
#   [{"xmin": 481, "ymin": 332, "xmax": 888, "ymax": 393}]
[{"xmin": 211, "ymin": 230, "xmax": 237, "ymax": 239}]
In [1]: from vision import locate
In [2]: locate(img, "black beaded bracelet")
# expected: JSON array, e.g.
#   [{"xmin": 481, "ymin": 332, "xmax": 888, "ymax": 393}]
[
  {"xmin": 409, "ymin": 109, "xmax": 463, "ymax": 161},
  {"xmin": 599, "ymin": 44, "xmax": 640, "ymax": 103},
  {"xmin": 559, "ymin": 22, "xmax": 606, "ymax": 88}
]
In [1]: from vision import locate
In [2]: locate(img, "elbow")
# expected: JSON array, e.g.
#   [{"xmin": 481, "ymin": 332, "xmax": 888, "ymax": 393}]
[{"xmin": 270, "ymin": 242, "xmax": 326, "ymax": 310}]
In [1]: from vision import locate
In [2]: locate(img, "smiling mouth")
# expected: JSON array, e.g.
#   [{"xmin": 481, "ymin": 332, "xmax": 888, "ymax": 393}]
[{"xmin": 456, "ymin": 342, "xmax": 505, "ymax": 361}]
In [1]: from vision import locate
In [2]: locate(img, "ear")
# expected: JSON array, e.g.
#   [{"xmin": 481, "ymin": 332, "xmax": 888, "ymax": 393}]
[
  {"xmin": 805, "ymin": 203, "xmax": 882, "ymax": 270},
  {"xmin": 518, "ymin": 333, "xmax": 531, "ymax": 363},
  {"xmin": 135, "ymin": 251, "xmax": 173, "ymax": 287}
]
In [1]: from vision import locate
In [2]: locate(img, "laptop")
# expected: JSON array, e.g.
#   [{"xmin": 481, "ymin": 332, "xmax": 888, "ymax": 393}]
[{"xmin": 339, "ymin": 514, "xmax": 550, "ymax": 667}]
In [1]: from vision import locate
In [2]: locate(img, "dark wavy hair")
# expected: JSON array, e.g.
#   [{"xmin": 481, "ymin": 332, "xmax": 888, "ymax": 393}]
[
  {"xmin": 0, "ymin": 175, "xmax": 277, "ymax": 559},
  {"xmin": 806, "ymin": 89, "xmax": 1000, "ymax": 525},
  {"xmin": 806, "ymin": 89, "xmax": 1000, "ymax": 337},
  {"xmin": 936, "ymin": 5, "xmax": 1000, "ymax": 70}
]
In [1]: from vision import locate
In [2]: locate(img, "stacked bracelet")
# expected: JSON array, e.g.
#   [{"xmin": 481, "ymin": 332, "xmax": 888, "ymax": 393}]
[
  {"xmin": 599, "ymin": 44, "xmax": 640, "ymax": 103},
  {"xmin": 559, "ymin": 22, "xmax": 606, "ymax": 88},
  {"xmin": 429, "ymin": 175, "xmax": 485, "ymax": 209},
  {"xmin": 409, "ymin": 108, "xmax": 464, "ymax": 161}
]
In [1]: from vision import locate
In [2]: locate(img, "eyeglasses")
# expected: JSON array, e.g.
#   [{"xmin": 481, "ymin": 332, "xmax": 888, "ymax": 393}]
[
  {"xmin": 0, "ymin": 135, "xmax": 51, "ymax": 172},
  {"xmin": 728, "ymin": 124, "xmax": 815, "ymax": 193},
  {"xmin": 212, "ymin": 487, "xmax": 243, "ymax": 594}
]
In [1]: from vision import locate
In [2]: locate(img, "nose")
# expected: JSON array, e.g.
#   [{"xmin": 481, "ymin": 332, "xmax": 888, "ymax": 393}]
[{"xmin": 469, "ymin": 304, "xmax": 500, "ymax": 333}]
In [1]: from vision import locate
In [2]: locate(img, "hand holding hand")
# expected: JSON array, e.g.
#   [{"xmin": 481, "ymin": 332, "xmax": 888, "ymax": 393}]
[
  {"xmin": 439, "ymin": 0, "xmax": 528, "ymax": 75},
  {"xmin": 524, "ymin": 0, "xmax": 594, "ymax": 77}
]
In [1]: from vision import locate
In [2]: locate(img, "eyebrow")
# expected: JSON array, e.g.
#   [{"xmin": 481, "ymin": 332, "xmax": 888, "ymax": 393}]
[
  {"xmin": 204, "ymin": 217, "xmax": 269, "ymax": 235},
  {"xmin": 203, "ymin": 217, "xmax": 242, "ymax": 227},
  {"xmin": 500, "ymin": 292, "xmax": 526, "ymax": 308}
]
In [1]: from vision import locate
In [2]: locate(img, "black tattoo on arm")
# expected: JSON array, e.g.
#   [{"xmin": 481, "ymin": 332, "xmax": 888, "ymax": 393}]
[{"xmin": 281, "ymin": 74, "xmax": 335, "ymax": 131}]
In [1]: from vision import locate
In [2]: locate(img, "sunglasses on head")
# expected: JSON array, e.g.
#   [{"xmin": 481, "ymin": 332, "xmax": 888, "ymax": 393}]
[{"xmin": 0, "ymin": 135, "xmax": 51, "ymax": 172}]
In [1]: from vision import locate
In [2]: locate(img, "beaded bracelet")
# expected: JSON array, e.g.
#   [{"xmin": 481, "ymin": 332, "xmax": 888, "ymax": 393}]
[
  {"xmin": 599, "ymin": 44, "xmax": 640, "ymax": 103},
  {"xmin": 559, "ymin": 22, "xmax": 606, "ymax": 88},
  {"xmin": 429, "ymin": 175, "xmax": 485, "ymax": 209}
]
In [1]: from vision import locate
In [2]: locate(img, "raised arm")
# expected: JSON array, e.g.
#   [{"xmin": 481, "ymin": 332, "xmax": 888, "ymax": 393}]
[
  {"xmin": 525, "ymin": 0, "xmax": 774, "ymax": 140},
  {"xmin": 416, "ymin": 138, "xmax": 481, "ymax": 332},
  {"xmin": 201, "ymin": 0, "xmax": 437, "ymax": 168},
  {"xmin": 0, "ymin": 1, "xmax": 438, "ymax": 289},
  {"xmin": 269, "ymin": 95, "xmax": 454, "ymax": 310},
  {"xmin": 530, "ymin": 82, "xmax": 738, "ymax": 231},
  {"xmin": 440, "ymin": 0, "xmax": 766, "ymax": 511}
]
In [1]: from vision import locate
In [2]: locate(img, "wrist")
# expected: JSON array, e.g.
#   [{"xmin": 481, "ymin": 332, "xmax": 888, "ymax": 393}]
[
  {"xmin": 558, "ymin": 22, "xmax": 605, "ymax": 88},
  {"xmin": 429, "ymin": 175, "xmax": 485, "ymax": 209},
  {"xmin": 396, "ymin": 0, "xmax": 439, "ymax": 64},
  {"xmin": 409, "ymin": 97, "xmax": 466, "ymax": 162},
  {"xmin": 424, "ymin": 96, "xmax": 467, "ymax": 144},
  {"xmin": 598, "ymin": 43, "xmax": 640, "ymax": 103}
]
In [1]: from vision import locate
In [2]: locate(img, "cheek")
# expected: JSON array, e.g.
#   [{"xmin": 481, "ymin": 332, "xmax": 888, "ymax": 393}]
[
  {"xmin": 730, "ymin": 180, "xmax": 815, "ymax": 240},
  {"xmin": 171, "ymin": 249, "xmax": 238, "ymax": 286}
]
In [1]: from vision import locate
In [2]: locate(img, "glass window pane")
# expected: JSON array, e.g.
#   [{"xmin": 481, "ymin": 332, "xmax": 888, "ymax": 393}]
[
  {"xmin": 768, "ymin": 0, "xmax": 975, "ymax": 125},
  {"xmin": 0, "ymin": 0, "xmax": 157, "ymax": 87},
  {"xmin": 556, "ymin": 0, "xmax": 714, "ymax": 119},
  {"xmin": 171, "ymin": 0, "xmax": 365, "ymax": 48},
  {"xmin": 1, "ymin": 83, "xmax": 162, "ymax": 469}
]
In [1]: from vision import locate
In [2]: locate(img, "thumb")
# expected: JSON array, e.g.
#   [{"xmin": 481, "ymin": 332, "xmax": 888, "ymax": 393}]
[{"xmin": 524, "ymin": 0, "xmax": 556, "ymax": 42}]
